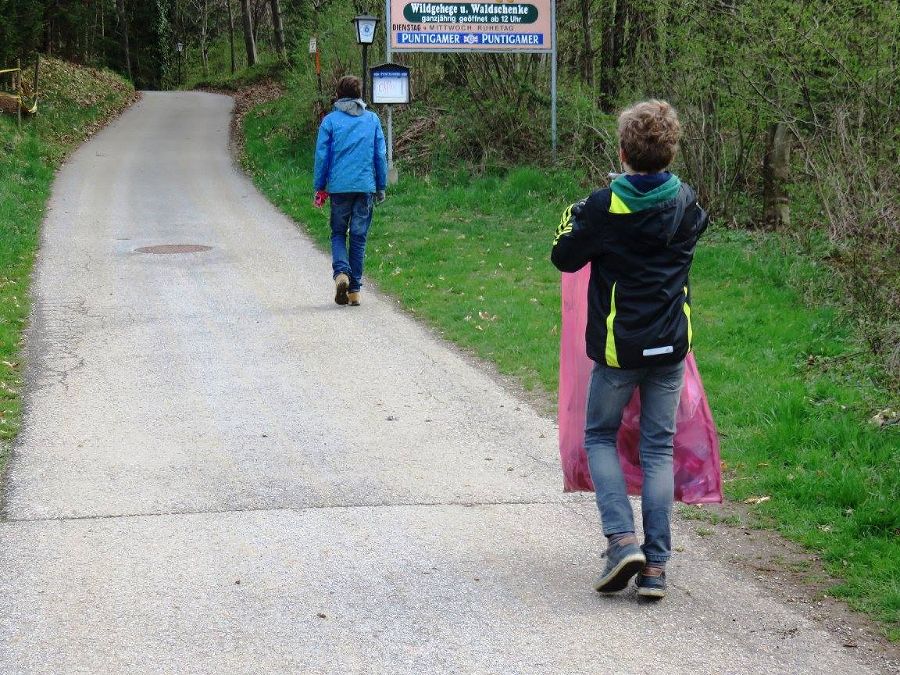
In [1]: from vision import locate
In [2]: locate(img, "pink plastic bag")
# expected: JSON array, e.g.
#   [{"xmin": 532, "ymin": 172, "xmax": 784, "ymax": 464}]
[{"xmin": 558, "ymin": 266, "xmax": 723, "ymax": 504}]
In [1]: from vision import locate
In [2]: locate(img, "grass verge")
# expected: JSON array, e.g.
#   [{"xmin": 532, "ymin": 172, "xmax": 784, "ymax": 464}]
[
  {"xmin": 0, "ymin": 57, "xmax": 134, "ymax": 478},
  {"xmin": 241, "ymin": 94, "xmax": 898, "ymax": 639}
]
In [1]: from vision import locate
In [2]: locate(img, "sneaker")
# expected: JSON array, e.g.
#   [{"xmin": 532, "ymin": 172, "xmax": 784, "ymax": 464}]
[
  {"xmin": 334, "ymin": 273, "xmax": 350, "ymax": 305},
  {"xmin": 635, "ymin": 566, "xmax": 667, "ymax": 599},
  {"xmin": 348, "ymin": 291, "xmax": 360, "ymax": 306},
  {"xmin": 593, "ymin": 535, "xmax": 646, "ymax": 593}
]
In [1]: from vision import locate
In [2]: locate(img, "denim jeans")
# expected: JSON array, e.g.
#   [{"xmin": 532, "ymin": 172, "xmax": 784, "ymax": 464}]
[
  {"xmin": 584, "ymin": 359, "xmax": 685, "ymax": 564},
  {"xmin": 330, "ymin": 193, "xmax": 374, "ymax": 292}
]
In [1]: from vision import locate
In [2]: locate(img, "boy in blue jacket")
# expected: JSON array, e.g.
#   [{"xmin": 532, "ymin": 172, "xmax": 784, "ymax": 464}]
[
  {"xmin": 314, "ymin": 76, "xmax": 388, "ymax": 306},
  {"xmin": 551, "ymin": 100, "xmax": 708, "ymax": 599}
]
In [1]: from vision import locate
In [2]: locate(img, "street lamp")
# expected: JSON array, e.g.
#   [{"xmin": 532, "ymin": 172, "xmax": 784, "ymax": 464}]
[
  {"xmin": 176, "ymin": 42, "xmax": 184, "ymax": 85},
  {"xmin": 351, "ymin": 15, "xmax": 379, "ymax": 102}
]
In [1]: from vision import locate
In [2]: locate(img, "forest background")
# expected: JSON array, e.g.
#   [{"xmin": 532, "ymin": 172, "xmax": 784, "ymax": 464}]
[{"xmin": 3, "ymin": 0, "xmax": 895, "ymax": 382}]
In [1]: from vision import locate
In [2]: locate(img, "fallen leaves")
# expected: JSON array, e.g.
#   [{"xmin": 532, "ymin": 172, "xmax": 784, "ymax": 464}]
[
  {"xmin": 870, "ymin": 408, "xmax": 899, "ymax": 427},
  {"xmin": 744, "ymin": 495, "xmax": 771, "ymax": 505}
]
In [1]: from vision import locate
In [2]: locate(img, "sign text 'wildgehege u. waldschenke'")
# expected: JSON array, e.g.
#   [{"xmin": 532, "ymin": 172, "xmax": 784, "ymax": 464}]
[{"xmin": 389, "ymin": 1, "xmax": 553, "ymax": 52}]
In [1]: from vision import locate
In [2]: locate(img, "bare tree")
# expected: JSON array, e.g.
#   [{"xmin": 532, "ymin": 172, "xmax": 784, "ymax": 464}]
[
  {"xmin": 763, "ymin": 122, "xmax": 791, "ymax": 229},
  {"xmin": 115, "ymin": 0, "xmax": 132, "ymax": 80},
  {"xmin": 251, "ymin": 0, "xmax": 268, "ymax": 42},
  {"xmin": 579, "ymin": 0, "xmax": 594, "ymax": 87},
  {"xmin": 225, "ymin": 0, "xmax": 236, "ymax": 73},
  {"xmin": 190, "ymin": 0, "xmax": 212, "ymax": 76},
  {"xmin": 270, "ymin": 0, "xmax": 287, "ymax": 60},
  {"xmin": 598, "ymin": 0, "xmax": 628, "ymax": 111},
  {"xmin": 240, "ymin": 0, "xmax": 257, "ymax": 66}
]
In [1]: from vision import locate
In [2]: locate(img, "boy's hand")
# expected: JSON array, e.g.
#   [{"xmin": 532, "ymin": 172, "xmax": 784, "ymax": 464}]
[
  {"xmin": 314, "ymin": 190, "xmax": 329, "ymax": 208},
  {"xmin": 374, "ymin": 190, "xmax": 386, "ymax": 205}
]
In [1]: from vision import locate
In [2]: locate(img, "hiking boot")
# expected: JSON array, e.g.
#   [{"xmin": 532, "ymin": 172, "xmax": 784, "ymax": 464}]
[
  {"xmin": 635, "ymin": 565, "xmax": 667, "ymax": 599},
  {"xmin": 348, "ymin": 291, "xmax": 360, "ymax": 306},
  {"xmin": 334, "ymin": 273, "xmax": 350, "ymax": 305},
  {"xmin": 593, "ymin": 534, "xmax": 646, "ymax": 593}
]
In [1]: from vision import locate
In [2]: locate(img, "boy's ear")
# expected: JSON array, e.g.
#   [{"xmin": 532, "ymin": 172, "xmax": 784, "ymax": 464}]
[{"xmin": 619, "ymin": 146, "xmax": 627, "ymax": 164}]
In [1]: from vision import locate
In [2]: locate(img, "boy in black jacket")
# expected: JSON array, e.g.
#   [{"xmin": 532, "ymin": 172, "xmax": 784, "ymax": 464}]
[{"xmin": 552, "ymin": 100, "xmax": 708, "ymax": 599}]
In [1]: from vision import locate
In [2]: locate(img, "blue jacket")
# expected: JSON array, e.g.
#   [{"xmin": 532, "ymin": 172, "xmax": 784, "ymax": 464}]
[{"xmin": 314, "ymin": 99, "xmax": 388, "ymax": 194}]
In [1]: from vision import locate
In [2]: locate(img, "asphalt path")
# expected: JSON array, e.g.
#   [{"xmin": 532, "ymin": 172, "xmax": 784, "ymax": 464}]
[{"xmin": 0, "ymin": 92, "xmax": 876, "ymax": 673}]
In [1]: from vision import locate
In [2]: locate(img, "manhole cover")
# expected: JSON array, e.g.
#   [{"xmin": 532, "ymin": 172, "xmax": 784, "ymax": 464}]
[{"xmin": 135, "ymin": 244, "xmax": 212, "ymax": 254}]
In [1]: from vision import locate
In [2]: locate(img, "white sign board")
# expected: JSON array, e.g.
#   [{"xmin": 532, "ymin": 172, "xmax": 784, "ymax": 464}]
[
  {"xmin": 308, "ymin": 37, "xmax": 317, "ymax": 54},
  {"xmin": 371, "ymin": 64, "xmax": 411, "ymax": 105},
  {"xmin": 372, "ymin": 72, "xmax": 409, "ymax": 104}
]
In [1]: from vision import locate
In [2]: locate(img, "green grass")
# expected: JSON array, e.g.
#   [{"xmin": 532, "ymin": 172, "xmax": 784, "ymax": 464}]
[
  {"xmin": 243, "ymin": 92, "xmax": 899, "ymax": 638},
  {"xmin": 0, "ymin": 57, "xmax": 133, "ymax": 474}
]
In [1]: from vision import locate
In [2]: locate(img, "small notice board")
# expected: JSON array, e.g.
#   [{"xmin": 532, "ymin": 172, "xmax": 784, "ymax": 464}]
[{"xmin": 370, "ymin": 63, "xmax": 411, "ymax": 105}]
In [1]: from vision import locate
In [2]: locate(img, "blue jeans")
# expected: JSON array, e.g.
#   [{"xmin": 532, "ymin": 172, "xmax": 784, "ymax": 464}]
[
  {"xmin": 584, "ymin": 360, "xmax": 685, "ymax": 564},
  {"xmin": 330, "ymin": 193, "xmax": 374, "ymax": 292}
]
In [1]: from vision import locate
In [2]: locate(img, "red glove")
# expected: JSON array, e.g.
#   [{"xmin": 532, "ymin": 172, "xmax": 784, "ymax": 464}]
[{"xmin": 314, "ymin": 190, "xmax": 329, "ymax": 208}]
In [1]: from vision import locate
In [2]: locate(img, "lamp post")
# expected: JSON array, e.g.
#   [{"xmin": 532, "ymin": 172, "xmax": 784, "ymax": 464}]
[
  {"xmin": 351, "ymin": 15, "xmax": 379, "ymax": 102},
  {"xmin": 176, "ymin": 41, "xmax": 184, "ymax": 85}
]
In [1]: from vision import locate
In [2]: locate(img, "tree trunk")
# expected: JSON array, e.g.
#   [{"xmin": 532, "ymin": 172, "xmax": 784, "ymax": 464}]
[
  {"xmin": 226, "ymin": 0, "xmax": 236, "ymax": 73},
  {"xmin": 115, "ymin": 0, "xmax": 132, "ymax": 81},
  {"xmin": 270, "ymin": 0, "xmax": 287, "ymax": 60},
  {"xmin": 580, "ymin": 0, "xmax": 594, "ymax": 87},
  {"xmin": 200, "ymin": 0, "xmax": 210, "ymax": 77},
  {"xmin": 251, "ymin": 0, "xmax": 266, "ymax": 43},
  {"xmin": 598, "ymin": 0, "xmax": 626, "ymax": 111},
  {"xmin": 763, "ymin": 122, "xmax": 792, "ymax": 229},
  {"xmin": 240, "ymin": 0, "xmax": 257, "ymax": 66}
]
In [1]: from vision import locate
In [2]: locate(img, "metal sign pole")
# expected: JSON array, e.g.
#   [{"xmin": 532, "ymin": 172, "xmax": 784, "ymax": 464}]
[
  {"xmin": 551, "ymin": 0, "xmax": 557, "ymax": 161},
  {"xmin": 384, "ymin": 0, "xmax": 398, "ymax": 184},
  {"xmin": 387, "ymin": 105, "xmax": 397, "ymax": 184},
  {"xmin": 362, "ymin": 43, "xmax": 369, "ymax": 102}
]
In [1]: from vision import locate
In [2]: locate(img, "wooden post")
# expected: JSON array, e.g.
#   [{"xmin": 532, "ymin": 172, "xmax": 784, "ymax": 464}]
[
  {"xmin": 33, "ymin": 55, "xmax": 40, "ymax": 103},
  {"xmin": 16, "ymin": 59, "xmax": 22, "ymax": 129}
]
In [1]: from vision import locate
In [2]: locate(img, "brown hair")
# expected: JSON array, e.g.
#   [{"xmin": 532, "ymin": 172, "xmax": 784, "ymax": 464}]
[
  {"xmin": 336, "ymin": 75, "xmax": 362, "ymax": 100},
  {"xmin": 617, "ymin": 99, "xmax": 681, "ymax": 172}
]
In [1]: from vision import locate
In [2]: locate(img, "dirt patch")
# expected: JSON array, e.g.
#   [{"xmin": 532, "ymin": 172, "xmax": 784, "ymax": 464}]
[{"xmin": 678, "ymin": 500, "xmax": 899, "ymax": 672}]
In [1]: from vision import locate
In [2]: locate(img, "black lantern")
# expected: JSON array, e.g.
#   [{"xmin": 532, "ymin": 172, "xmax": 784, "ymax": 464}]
[
  {"xmin": 352, "ymin": 15, "xmax": 379, "ymax": 102},
  {"xmin": 352, "ymin": 15, "xmax": 379, "ymax": 45}
]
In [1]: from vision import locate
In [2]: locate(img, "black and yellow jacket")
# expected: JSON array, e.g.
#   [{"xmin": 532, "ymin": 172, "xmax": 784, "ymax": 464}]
[{"xmin": 551, "ymin": 174, "xmax": 708, "ymax": 369}]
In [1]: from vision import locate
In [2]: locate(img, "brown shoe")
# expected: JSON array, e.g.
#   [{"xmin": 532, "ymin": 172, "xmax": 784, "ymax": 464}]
[
  {"xmin": 334, "ymin": 274, "xmax": 349, "ymax": 305},
  {"xmin": 348, "ymin": 291, "xmax": 360, "ymax": 306}
]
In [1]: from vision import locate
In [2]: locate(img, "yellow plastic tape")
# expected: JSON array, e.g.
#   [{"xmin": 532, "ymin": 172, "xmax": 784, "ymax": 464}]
[{"xmin": 0, "ymin": 91, "xmax": 38, "ymax": 114}]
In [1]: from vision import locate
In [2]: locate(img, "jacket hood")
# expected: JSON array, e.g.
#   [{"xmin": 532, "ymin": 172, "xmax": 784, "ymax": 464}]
[
  {"xmin": 334, "ymin": 98, "xmax": 367, "ymax": 116},
  {"xmin": 610, "ymin": 173, "xmax": 681, "ymax": 212},
  {"xmin": 612, "ymin": 183, "xmax": 698, "ymax": 248}
]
